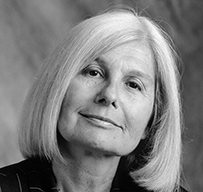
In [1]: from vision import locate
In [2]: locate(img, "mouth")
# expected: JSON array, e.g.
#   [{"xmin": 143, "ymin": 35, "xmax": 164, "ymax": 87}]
[{"xmin": 79, "ymin": 113, "xmax": 122, "ymax": 129}]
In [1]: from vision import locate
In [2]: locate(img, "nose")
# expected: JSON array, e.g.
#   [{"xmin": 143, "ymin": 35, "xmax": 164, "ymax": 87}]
[{"xmin": 94, "ymin": 81, "xmax": 118, "ymax": 109}]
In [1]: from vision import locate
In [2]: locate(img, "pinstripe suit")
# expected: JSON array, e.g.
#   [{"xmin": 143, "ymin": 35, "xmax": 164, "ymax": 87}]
[{"xmin": 0, "ymin": 158, "xmax": 187, "ymax": 192}]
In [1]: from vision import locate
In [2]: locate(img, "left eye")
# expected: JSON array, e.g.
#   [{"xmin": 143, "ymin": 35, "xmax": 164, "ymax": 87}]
[{"xmin": 126, "ymin": 81, "xmax": 142, "ymax": 91}]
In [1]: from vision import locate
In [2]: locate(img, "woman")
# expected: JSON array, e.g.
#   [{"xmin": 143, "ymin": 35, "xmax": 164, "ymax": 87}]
[{"xmin": 0, "ymin": 7, "xmax": 186, "ymax": 192}]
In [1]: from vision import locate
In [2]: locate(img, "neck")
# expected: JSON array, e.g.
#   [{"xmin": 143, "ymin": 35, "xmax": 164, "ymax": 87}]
[{"xmin": 53, "ymin": 143, "xmax": 120, "ymax": 192}]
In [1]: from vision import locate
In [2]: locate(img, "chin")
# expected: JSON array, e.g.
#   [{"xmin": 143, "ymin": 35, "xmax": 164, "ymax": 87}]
[{"xmin": 82, "ymin": 141, "xmax": 133, "ymax": 157}]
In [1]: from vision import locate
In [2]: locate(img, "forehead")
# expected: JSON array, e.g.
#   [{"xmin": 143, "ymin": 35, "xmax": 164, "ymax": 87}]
[
  {"xmin": 100, "ymin": 41, "xmax": 154, "ymax": 75},
  {"xmin": 106, "ymin": 41, "xmax": 153, "ymax": 61}
]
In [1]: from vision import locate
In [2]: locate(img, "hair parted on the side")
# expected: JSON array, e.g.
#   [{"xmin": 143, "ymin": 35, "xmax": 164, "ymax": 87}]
[{"xmin": 18, "ymin": 6, "xmax": 182, "ymax": 192}]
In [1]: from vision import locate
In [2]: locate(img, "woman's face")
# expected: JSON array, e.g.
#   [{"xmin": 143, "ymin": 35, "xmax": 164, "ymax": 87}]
[{"xmin": 58, "ymin": 42, "xmax": 155, "ymax": 156}]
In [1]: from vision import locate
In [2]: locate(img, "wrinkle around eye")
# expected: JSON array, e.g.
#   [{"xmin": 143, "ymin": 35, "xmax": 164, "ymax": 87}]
[
  {"xmin": 126, "ymin": 81, "xmax": 142, "ymax": 91},
  {"xmin": 81, "ymin": 65, "xmax": 104, "ymax": 79},
  {"xmin": 125, "ymin": 77, "xmax": 146, "ymax": 92}
]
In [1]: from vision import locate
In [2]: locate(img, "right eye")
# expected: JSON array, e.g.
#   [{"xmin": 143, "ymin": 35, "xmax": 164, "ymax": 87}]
[
  {"xmin": 85, "ymin": 69, "xmax": 101, "ymax": 77},
  {"xmin": 82, "ymin": 65, "xmax": 104, "ymax": 78}
]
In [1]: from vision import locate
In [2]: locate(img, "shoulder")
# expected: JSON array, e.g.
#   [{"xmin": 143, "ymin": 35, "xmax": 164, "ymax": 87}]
[
  {"xmin": 179, "ymin": 186, "xmax": 188, "ymax": 192},
  {"xmin": 0, "ymin": 157, "xmax": 52, "ymax": 177},
  {"xmin": 0, "ymin": 158, "xmax": 55, "ymax": 192},
  {"xmin": 0, "ymin": 159, "xmax": 30, "ymax": 192},
  {"xmin": 113, "ymin": 170, "xmax": 188, "ymax": 192}
]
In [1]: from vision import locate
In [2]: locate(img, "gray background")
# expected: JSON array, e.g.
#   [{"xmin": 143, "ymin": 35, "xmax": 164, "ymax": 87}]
[{"xmin": 0, "ymin": 1, "xmax": 203, "ymax": 191}]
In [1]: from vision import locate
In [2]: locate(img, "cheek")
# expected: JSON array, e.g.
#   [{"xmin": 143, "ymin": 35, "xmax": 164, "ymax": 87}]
[
  {"xmin": 125, "ymin": 101, "xmax": 154, "ymax": 138},
  {"xmin": 57, "ymin": 88, "xmax": 80, "ymax": 139},
  {"xmin": 57, "ymin": 81, "xmax": 95, "ymax": 139},
  {"xmin": 120, "ymin": 106, "xmax": 152, "ymax": 154},
  {"xmin": 64, "ymin": 79, "xmax": 95, "ymax": 109},
  {"xmin": 62, "ymin": 82, "xmax": 87, "ymax": 113}
]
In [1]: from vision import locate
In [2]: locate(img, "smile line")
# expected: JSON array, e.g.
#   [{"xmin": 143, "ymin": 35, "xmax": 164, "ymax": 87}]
[{"xmin": 79, "ymin": 113, "xmax": 122, "ymax": 129}]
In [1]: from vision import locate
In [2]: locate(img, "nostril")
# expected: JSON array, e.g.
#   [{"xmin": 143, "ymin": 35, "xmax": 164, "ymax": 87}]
[
  {"xmin": 94, "ymin": 87, "xmax": 118, "ymax": 109},
  {"xmin": 95, "ymin": 95, "xmax": 118, "ymax": 109},
  {"xmin": 112, "ymin": 101, "xmax": 118, "ymax": 109},
  {"xmin": 97, "ymin": 97, "xmax": 108, "ymax": 105}
]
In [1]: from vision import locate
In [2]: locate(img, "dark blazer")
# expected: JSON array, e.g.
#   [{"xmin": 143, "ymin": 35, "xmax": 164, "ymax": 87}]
[{"xmin": 0, "ymin": 158, "xmax": 187, "ymax": 192}]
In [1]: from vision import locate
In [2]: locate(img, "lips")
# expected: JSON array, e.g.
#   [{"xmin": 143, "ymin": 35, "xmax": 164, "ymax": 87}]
[{"xmin": 79, "ymin": 113, "xmax": 122, "ymax": 129}]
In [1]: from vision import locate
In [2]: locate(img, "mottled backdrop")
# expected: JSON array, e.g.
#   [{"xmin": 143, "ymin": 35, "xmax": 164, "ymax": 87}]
[{"xmin": 0, "ymin": 0, "xmax": 203, "ymax": 192}]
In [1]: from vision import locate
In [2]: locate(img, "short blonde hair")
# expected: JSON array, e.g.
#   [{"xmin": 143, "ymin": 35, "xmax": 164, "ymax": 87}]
[{"xmin": 19, "ymin": 7, "xmax": 182, "ymax": 192}]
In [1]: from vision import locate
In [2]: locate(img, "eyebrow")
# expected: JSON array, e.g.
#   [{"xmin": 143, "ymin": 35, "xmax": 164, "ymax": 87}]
[
  {"xmin": 127, "ymin": 70, "xmax": 154, "ymax": 83},
  {"xmin": 95, "ymin": 57, "xmax": 154, "ymax": 83}
]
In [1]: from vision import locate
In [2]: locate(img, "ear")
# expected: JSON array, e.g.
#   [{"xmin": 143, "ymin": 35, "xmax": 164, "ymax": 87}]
[{"xmin": 141, "ymin": 130, "xmax": 147, "ymax": 140}]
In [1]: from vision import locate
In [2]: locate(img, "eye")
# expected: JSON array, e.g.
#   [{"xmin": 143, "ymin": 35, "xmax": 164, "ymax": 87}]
[
  {"xmin": 82, "ymin": 65, "xmax": 104, "ymax": 78},
  {"xmin": 87, "ymin": 69, "xmax": 101, "ymax": 77},
  {"xmin": 126, "ymin": 81, "xmax": 142, "ymax": 91}
]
